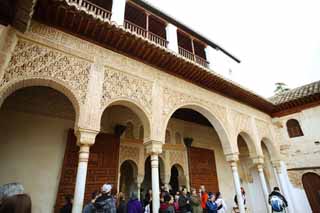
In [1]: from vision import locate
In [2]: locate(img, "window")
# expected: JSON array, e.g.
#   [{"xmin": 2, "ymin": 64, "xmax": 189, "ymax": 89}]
[{"xmin": 286, "ymin": 119, "xmax": 304, "ymax": 138}]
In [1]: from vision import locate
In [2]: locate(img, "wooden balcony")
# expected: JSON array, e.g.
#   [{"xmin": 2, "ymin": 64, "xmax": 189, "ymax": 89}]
[
  {"xmin": 124, "ymin": 20, "xmax": 168, "ymax": 48},
  {"xmin": 65, "ymin": 0, "xmax": 112, "ymax": 21},
  {"xmin": 179, "ymin": 46, "xmax": 209, "ymax": 68}
]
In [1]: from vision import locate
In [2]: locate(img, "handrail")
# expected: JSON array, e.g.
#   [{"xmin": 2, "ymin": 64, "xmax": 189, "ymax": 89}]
[
  {"xmin": 65, "ymin": 0, "xmax": 112, "ymax": 21},
  {"xmin": 179, "ymin": 46, "xmax": 209, "ymax": 68},
  {"xmin": 124, "ymin": 20, "xmax": 168, "ymax": 48}
]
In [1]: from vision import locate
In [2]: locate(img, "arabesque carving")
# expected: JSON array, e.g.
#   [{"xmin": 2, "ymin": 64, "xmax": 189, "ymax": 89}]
[
  {"xmin": 119, "ymin": 144, "xmax": 140, "ymax": 165},
  {"xmin": 1, "ymin": 39, "xmax": 90, "ymax": 103},
  {"xmin": 256, "ymin": 119, "xmax": 271, "ymax": 140},
  {"xmin": 168, "ymin": 150, "xmax": 186, "ymax": 169},
  {"xmin": 101, "ymin": 68, "xmax": 152, "ymax": 113}
]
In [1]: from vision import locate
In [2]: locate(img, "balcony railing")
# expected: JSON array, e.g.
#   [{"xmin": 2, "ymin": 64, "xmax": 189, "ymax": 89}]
[
  {"xmin": 65, "ymin": 0, "xmax": 112, "ymax": 21},
  {"xmin": 179, "ymin": 46, "xmax": 209, "ymax": 68},
  {"xmin": 124, "ymin": 20, "xmax": 168, "ymax": 48}
]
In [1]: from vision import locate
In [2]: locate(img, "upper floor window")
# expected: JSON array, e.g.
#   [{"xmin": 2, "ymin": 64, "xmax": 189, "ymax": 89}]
[{"xmin": 286, "ymin": 119, "xmax": 304, "ymax": 138}]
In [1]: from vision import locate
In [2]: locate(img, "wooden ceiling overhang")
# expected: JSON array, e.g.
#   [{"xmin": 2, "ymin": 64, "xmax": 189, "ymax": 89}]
[{"xmin": 33, "ymin": 0, "xmax": 276, "ymax": 114}]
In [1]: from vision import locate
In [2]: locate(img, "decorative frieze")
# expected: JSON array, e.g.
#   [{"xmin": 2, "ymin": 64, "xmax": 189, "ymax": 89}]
[
  {"xmin": 101, "ymin": 68, "xmax": 152, "ymax": 113},
  {"xmin": 1, "ymin": 39, "xmax": 90, "ymax": 103},
  {"xmin": 119, "ymin": 144, "xmax": 140, "ymax": 166}
]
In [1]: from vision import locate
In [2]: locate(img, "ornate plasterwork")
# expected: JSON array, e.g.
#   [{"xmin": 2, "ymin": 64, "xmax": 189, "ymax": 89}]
[
  {"xmin": 255, "ymin": 119, "xmax": 271, "ymax": 140},
  {"xmin": 168, "ymin": 150, "xmax": 186, "ymax": 170},
  {"xmin": 231, "ymin": 110, "xmax": 251, "ymax": 135},
  {"xmin": 101, "ymin": 68, "xmax": 152, "ymax": 114},
  {"xmin": 1, "ymin": 39, "xmax": 90, "ymax": 103},
  {"xmin": 119, "ymin": 144, "xmax": 140, "ymax": 166},
  {"xmin": 162, "ymin": 87, "xmax": 228, "ymax": 128}
]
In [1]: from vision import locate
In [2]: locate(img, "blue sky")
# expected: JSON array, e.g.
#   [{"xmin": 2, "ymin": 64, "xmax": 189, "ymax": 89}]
[{"xmin": 146, "ymin": 0, "xmax": 320, "ymax": 97}]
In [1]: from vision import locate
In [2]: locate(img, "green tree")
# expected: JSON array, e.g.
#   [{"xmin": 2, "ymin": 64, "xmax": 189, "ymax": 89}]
[{"xmin": 274, "ymin": 82, "xmax": 290, "ymax": 94}]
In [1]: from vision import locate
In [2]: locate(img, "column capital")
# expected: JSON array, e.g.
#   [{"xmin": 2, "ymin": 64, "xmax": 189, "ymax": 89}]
[
  {"xmin": 144, "ymin": 140, "xmax": 163, "ymax": 155},
  {"xmin": 225, "ymin": 153, "xmax": 239, "ymax": 163},
  {"xmin": 75, "ymin": 128, "xmax": 99, "ymax": 146},
  {"xmin": 251, "ymin": 156, "xmax": 265, "ymax": 166},
  {"xmin": 271, "ymin": 160, "xmax": 282, "ymax": 173}
]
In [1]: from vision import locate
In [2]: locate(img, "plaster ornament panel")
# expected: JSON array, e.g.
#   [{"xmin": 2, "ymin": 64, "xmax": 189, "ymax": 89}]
[
  {"xmin": 101, "ymin": 68, "xmax": 152, "ymax": 114},
  {"xmin": 287, "ymin": 169, "xmax": 320, "ymax": 189},
  {"xmin": 255, "ymin": 119, "xmax": 271, "ymax": 140},
  {"xmin": 1, "ymin": 39, "xmax": 90, "ymax": 103},
  {"xmin": 162, "ymin": 87, "xmax": 228, "ymax": 129},
  {"xmin": 168, "ymin": 150, "xmax": 186, "ymax": 169},
  {"xmin": 119, "ymin": 144, "xmax": 140, "ymax": 165},
  {"xmin": 232, "ymin": 110, "xmax": 252, "ymax": 135}
]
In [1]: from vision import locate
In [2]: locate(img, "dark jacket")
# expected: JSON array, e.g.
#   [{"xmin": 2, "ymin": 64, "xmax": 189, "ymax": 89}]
[
  {"xmin": 127, "ymin": 198, "xmax": 143, "ymax": 213},
  {"xmin": 178, "ymin": 195, "xmax": 190, "ymax": 213},
  {"xmin": 60, "ymin": 203, "xmax": 72, "ymax": 213},
  {"xmin": 83, "ymin": 203, "xmax": 96, "ymax": 213},
  {"xmin": 94, "ymin": 194, "xmax": 116, "ymax": 213},
  {"xmin": 159, "ymin": 203, "xmax": 175, "ymax": 213},
  {"xmin": 206, "ymin": 201, "xmax": 217, "ymax": 213},
  {"xmin": 117, "ymin": 199, "xmax": 126, "ymax": 213},
  {"xmin": 268, "ymin": 191, "xmax": 288, "ymax": 207}
]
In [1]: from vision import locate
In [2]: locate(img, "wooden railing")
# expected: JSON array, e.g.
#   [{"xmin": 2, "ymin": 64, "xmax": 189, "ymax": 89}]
[
  {"xmin": 179, "ymin": 46, "xmax": 209, "ymax": 68},
  {"xmin": 124, "ymin": 20, "xmax": 168, "ymax": 48},
  {"xmin": 65, "ymin": 0, "xmax": 112, "ymax": 21}
]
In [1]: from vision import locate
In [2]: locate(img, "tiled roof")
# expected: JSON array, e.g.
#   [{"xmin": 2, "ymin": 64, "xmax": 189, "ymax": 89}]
[{"xmin": 270, "ymin": 80, "xmax": 320, "ymax": 105}]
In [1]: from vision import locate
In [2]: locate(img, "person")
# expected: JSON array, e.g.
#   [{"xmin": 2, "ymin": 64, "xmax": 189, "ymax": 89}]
[
  {"xmin": 200, "ymin": 185, "xmax": 208, "ymax": 213},
  {"xmin": 127, "ymin": 192, "xmax": 143, "ymax": 213},
  {"xmin": 83, "ymin": 191, "xmax": 98, "ymax": 213},
  {"xmin": 0, "ymin": 193, "xmax": 31, "ymax": 213},
  {"xmin": 206, "ymin": 193, "xmax": 217, "ymax": 213},
  {"xmin": 143, "ymin": 189, "xmax": 152, "ymax": 213},
  {"xmin": 268, "ymin": 187, "xmax": 288, "ymax": 213},
  {"xmin": 214, "ymin": 192, "xmax": 227, "ymax": 213},
  {"xmin": 94, "ymin": 184, "xmax": 116, "ymax": 213},
  {"xmin": 173, "ymin": 193, "xmax": 180, "ymax": 213},
  {"xmin": 60, "ymin": 194, "xmax": 73, "ymax": 213},
  {"xmin": 190, "ymin": 188, "xmax": 202, "ymax": 213},
  {"xmin": 160, "ymin": 194, "xmax": 175, "ymax": 213},
  {"xmin": 116, "ymin": 192, "xmax": 126, "ymax": 213},
  {"xmin": 233, "ymin": 187, "xmax": 246, "ymax": 210},
  {"xmin": 178, "ymin": 188, "xmax": 190, "ymax": 213},
  {"xmin": 0, "ymin": 183, "xmax": 25, "ymax": 205}
]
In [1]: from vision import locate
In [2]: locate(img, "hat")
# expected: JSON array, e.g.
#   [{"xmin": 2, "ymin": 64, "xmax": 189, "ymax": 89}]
[
  {"xmin": 0, "ymin": 183, "xmax": 24, "ymax": 202},
  {"xmin": 102, "ymin": 184, "xmax": 112, "ymax": 193}
]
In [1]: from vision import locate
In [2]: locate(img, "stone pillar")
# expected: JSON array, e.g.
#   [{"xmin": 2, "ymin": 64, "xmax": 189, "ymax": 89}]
[
  {"xmin": 257, "ymin": 164, "xmax": 271, "ymax": 212},
  {"xmin": 272, "ymin": 161, "xmax": 294, "ymax": 213},
  {"xmin": 0, "ymin": 26, "xmax": 17, "ymax": 81},
  {"xmin": 72, "ymin": 129, "xmax": 98, "ymax": 213},
  {"xmin": 111, "ymin": 0, "xmax": 126, "ymax": 25},
  {"xmin": 137, "ymin": 175, "xmax": 144, "ymax": 201},
  {"xmin": 166, "ymin": 23, "xmax": 179, "ymax": 53},
  {"xmin": 145, "ymin": 140, "xmax": 163, "ymax": 213},
  {"xmin": 226, "ymin": 154, "xmax": 245, "ymax": 213}
]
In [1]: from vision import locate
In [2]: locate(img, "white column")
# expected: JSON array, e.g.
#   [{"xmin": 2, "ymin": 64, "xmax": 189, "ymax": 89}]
[
  {"xmin": 137, "ymin": 182, "xmax": 141, "ymax": 200},
  {"xmin": 111, "ymin": 0, "xmax": 126, "ymax": 25},
  {"xmin": 166, "ymin": 23, "xmax": 179, "ymax": 53},
  {"xmin": 72, "ymin": 129, "xmax": 98, "ymax": 213},
  {"xmin": 230, "ymin": 162, "xmax": 246, "ymax": 213},
  {"xmin": 273, "ymin": 162, "xmax": 294, "ymax": 213},
  {"xmin": 151, "ymin": 154, "xmax": 160, "ymax": 213},
  {"xmin": 257, "ymin": 164, "xmax": 271, "ymax": 212}
]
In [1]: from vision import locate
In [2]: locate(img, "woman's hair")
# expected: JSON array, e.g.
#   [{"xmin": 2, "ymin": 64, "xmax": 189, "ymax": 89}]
[
  {"xmin": 116, "ymin": 192, "xmax": 124, "ymax": 207},
  {"xmin": 0, "ymin": 194, "xmax": 31, "ymax": 213},
  {"xmin": 215, "ymin": 192, "xmax": 221, "ymax": 201}
]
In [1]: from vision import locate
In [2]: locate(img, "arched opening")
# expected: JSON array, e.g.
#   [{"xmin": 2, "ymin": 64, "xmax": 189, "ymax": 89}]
[
  {"xmin": 169, "ymin": 164, "xmax": 185, "ymax": 194},
  {"xmin": 163, "ymin": 105, "xmax": 232, "ymax": 205},
  {"xmin": 165, "ymin": 129, "xmax": 171, "ymax": 144},
  {"xmin": 237, "ymin": 134, "xmax": 265, "ymax": 212},
  {"xmin": 142, "ymin": 156, "xmax": 165, "ymax": 198},
  {"xmin": 302, "ymin": 172, "xmax": 320, "ymax": 212},
  {"xmin": 0, "ymin": 86, "xmax": 76, "ymax": 212},
  {"xmin": 286, "ymin": 119, "xmax": 304, "ymax": 138},
  {"xmin": 119, "ymin": 160, "xmax": 138, "ymax": 200}
]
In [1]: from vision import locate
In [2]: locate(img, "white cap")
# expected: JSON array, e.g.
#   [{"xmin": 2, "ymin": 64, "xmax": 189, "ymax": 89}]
[{"xmin": 101, "ymin": 184, "xmax": 112, "ymax": 193}]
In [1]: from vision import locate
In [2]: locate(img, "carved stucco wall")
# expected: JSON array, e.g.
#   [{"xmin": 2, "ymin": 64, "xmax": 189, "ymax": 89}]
[
  {"xmin": 0, "ymin": 38, "xmax": 90, "ymax": 105},
  {"xmin": 288, "ymin": 169, "xmax": 320, "ymax": 189},
  {"xmin": 0, "ymin": 22, "xmax": 282, "ymax": 161}
]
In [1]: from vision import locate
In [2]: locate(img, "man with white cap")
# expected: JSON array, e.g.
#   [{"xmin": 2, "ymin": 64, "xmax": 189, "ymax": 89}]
[{"xmin": 94, "ymin": 184, "xmax": 116, "ymax": 213}]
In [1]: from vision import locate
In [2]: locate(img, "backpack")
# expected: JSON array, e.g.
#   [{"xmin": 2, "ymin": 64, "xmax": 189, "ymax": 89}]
[{"xmin": 270, "ymin": 195, "xmax": 284, "ymax": 212}]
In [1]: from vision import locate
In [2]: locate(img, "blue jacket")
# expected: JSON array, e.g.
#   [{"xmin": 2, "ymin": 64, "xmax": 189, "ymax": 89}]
[{"xmin": 206, "ymin": 201, "xmax": 217, "ymax": 213}]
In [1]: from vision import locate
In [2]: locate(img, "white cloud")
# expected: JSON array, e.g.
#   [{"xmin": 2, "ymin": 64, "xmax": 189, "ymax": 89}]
[{"xmin": 146, "ymin": 0, "xmax": 320, "ymax": 97}]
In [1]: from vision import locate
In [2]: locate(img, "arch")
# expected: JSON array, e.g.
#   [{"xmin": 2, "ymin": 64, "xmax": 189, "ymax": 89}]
[
  {"xmin": 286, "ymin": 119, "xmax": 304, "ymax": 138},
  {"xmin": 100, "ymin": 98, "xmax": 151, "ymax": 139},
  {"xmin": 302, "ymin": 172, "xmax": 320, "ymax": 212},
  {"xmin": 120, "ymin": 159, "xmax": 138, "ymax": 178},
  {"xmin": 237, "ymin": 131, "xmax": 262, "ymax": 158},
  {"xmin": 139, "ymin": 125, "xmax": 144, "ymax": 140},
  {"xmin": 125, "ymin": 121, "xmax": 135, "ymax": 139},
  {"xmin": 165, "ymin": 129, "xmax": 171, "ymax": 144},
  {"xmin": 172, "ymin": 163, "xmax": 185, "ymax": 176},
  {"xmin": 261, "ymin": 137, "xmax": 281, "ymax": 161},
  {"xmin": 0, "ymin": 78, "xmax": 81, "ymax": 125},
  {"xmin": 119, "ymin": 160, "xmax": 138, "ymax": 198},
  {"xmin": 162, "ymin": 102, "xmax": 233, "ymax": 154}
]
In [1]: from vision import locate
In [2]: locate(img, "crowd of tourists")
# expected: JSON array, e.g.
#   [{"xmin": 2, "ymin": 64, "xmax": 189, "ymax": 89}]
[{"xmin": 0, "ymin": 182, "xmax": 288, "ymax": 213}]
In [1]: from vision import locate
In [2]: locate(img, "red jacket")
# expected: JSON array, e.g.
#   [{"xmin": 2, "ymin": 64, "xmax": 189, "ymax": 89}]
[{"xmin": 201, "ymin": 192, "xmax": 208, "ymax": 209}]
